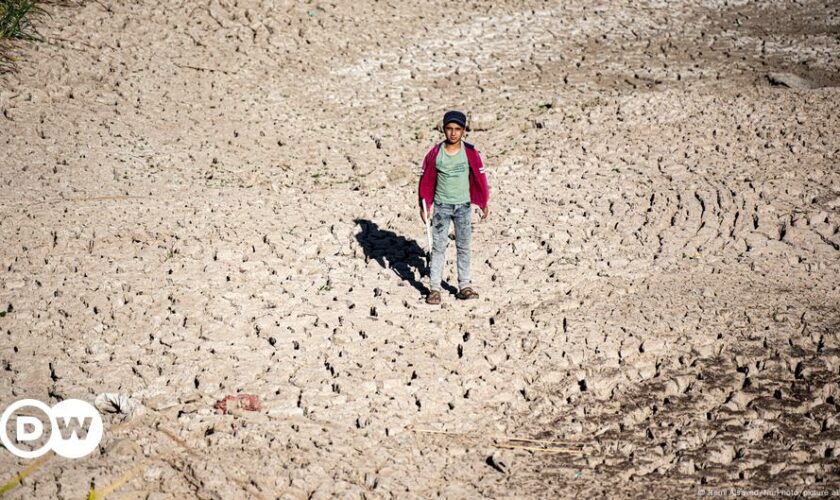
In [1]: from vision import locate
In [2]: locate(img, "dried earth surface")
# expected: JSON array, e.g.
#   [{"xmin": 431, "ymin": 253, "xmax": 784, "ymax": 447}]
[{"xmin": 1, "ymin": 0, "xmax": 839, "ymax": 498}]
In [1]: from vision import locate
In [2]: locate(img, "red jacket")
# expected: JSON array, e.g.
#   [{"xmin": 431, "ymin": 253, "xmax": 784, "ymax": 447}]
[{"xmin": 418, "ymin": 141, "xmax": 490, "ymax": 213}]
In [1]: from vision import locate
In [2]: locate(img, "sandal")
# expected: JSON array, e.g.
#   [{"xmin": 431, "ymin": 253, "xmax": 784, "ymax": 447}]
[
  {"xmin": 457, "ymin": 287, "xmax": 479, "ymax": 300},
  {"xmin": 426, "ymin": 290, "xmax": 442, "ymax": 305}
]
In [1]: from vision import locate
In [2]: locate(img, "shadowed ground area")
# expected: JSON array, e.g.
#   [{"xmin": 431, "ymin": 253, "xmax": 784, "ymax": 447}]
[{"xmin": 0, "ymin": 0, "xmax": 838, "ymax": 497}]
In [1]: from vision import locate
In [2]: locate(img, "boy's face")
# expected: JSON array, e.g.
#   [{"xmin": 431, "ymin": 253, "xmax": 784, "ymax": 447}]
[{"xmin": 444, "ymin": 122, "xmax": 465, "ymax": 144}]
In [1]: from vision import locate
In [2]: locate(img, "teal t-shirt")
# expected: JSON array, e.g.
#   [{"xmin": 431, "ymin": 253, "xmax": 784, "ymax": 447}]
[{"xmin": 434, "ymin": 143, "xmax": 470, "ymax": 204}]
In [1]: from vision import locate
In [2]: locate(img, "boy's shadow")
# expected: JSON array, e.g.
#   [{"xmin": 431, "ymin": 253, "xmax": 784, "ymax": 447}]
[{"xmin": 354, "ymin": 219, "xmax": 457, "ymax": 296}]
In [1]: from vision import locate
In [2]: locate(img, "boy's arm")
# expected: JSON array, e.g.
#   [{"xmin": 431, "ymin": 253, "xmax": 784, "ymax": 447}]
[
  {"xmin": 418, "ymin": 156, "xmax": 433, "ymax": 222},
  {"xmin": 474, "ymin": 150, "xmax": 490, "ymax": 218}
]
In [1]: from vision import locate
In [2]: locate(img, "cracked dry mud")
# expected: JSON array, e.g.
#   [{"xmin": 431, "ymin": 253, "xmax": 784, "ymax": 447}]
[{"xmin": 1, "ymin": 0, "xmax": 839, "ymax": 498}]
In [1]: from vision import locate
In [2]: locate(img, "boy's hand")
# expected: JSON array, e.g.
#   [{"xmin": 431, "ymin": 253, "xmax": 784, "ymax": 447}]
[
  {"xmin": 420, "ymin": 206, "xmax": 433, "ymax": 223},
  {"xmin": 480, "ymin": 205, "xmax": 489, "ymax": 220}
]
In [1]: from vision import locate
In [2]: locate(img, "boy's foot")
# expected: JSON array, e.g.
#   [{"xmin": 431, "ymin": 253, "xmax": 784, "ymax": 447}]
[
  {"xmin": 456, "ymin": 287, "xmax": 479, "ymax": 300},
  {"xmin": 426, "ymin": 290, "xmax": 442, "ymax": 305}
]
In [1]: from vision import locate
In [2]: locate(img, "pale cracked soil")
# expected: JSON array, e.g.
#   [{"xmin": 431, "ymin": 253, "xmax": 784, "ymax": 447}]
[{"xmin": 0, "ymin": 0, "xmax": 839, "ymax": 498}]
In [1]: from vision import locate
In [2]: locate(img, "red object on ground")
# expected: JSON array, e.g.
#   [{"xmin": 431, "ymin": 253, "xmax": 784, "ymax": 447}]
[{"xmin": 214, "ymin": 394, "xmax": 262, "ymax": 414}]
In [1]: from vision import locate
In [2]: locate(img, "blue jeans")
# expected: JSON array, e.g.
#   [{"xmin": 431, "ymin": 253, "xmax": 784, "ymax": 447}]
[{"xmin": 429, "ymin": 201, "xmax": 471, "ymax": 291}]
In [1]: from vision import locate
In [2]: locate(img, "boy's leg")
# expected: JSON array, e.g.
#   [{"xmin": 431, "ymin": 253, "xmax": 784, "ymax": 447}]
[
  {"xmin": 453, "ymin": 202, "xmax": 472, "ymax": 290},
  {"xmin": 428, "ymin": 203, "xmax": 452, "ymax": 292}
]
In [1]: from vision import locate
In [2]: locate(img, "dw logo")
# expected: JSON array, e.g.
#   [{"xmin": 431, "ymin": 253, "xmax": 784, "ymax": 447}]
[{"xmin": 0, "ymin": 399, "xmax": 103, "ymax": 459}]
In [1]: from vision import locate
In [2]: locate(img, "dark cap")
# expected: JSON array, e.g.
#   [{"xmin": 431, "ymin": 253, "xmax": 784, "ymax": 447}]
[{"xmin": 443, "ymin": 110, "xmax": 467, "ymax": 128}]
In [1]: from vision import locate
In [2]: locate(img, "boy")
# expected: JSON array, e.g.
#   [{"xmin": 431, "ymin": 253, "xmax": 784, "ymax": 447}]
[{"xmin": 418, "ymin": 110, "xmax": 490, "ymax": 305}]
